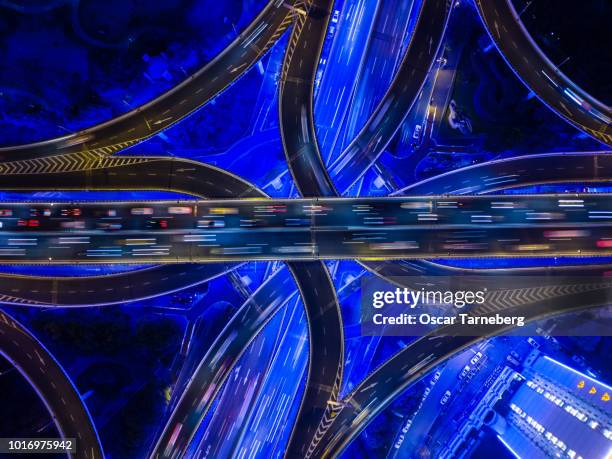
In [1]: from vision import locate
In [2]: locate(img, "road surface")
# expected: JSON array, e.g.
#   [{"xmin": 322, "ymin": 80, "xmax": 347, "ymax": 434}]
[
  {"xmin": 0, "ymin": 310, "xmax": 103, "ymax": 459},
  {"xmin": 284, "ymin": 261, "xmax": 343, "ymax": 459},
  {"xmin": 475, "ymin": 0, "xmax": 612, "ymax": 145},
  {"xmin": 0, "ymin": 156, "xmax": 263, "ymax": 305},
  {"xmin": 1, "ymin": 195, "xmax": 612, "ymax": 262},
  {"xmin": 0, "ymin": 264, "xmax": 236, "ymax": 307},
  {"xmin": 329, "ymin": 0, "xmax": 451, "ymax": 193},
  {"xmin": 280, "ymin": 0, "xmax": 338, "ymax": 197},
  {"xmin": 393, "ymin": 151, "xmax": 612, "ymax": 195}
]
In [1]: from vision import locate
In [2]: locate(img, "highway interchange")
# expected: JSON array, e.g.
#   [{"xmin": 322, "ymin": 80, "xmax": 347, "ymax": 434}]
[{"xmin": 0, "ymin": 0, "xmax": 610, "ymax": 458}]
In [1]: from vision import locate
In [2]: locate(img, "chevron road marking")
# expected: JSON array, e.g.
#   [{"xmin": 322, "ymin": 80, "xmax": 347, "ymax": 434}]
[{"xmin": 0, "ymin": 154, "xmax": 149, "ymax": 175}]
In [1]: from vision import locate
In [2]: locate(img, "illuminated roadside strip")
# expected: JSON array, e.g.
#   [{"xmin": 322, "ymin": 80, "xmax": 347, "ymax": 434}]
[
  {"xmin": 543, "ymin": 356, "xmax": 612, "ymax": 392},
  {"xmin": 496, "ymin": 435, "xmax": 521, "ymax": 459}
]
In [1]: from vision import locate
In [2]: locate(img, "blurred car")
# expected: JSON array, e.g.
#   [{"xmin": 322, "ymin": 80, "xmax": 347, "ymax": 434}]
[
  {"xmin": 197, "ymin": 219, "xmax": 225, "ymax": 228},
  {"xmin": 168, "ymin": 206, "xmax": 192, "ymax": 215},
  {"xmin": 60, "ymin": 208, "xmax": 82, "ymax": 217},
  {"xmin": 147, "ymin": 219, "xmax": 169, "ymax": 229},
  {"xmin": 17, "ymin": 219, "xmax": 39, "ymax": 227},
  {"xmin": 61, "ymin": 221, "xmax": 86, "ymax": 229},
  {"xmin": 97, "ymin": 222, "xmax": 122, "ymax": 231},
  {"xmin": 131, "ymin": 207, "xmax": 154, "ymax": 215}
]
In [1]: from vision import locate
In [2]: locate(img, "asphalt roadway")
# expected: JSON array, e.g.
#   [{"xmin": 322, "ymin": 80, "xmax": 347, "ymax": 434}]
[
  {"xmin": 280, "ymin": 0, "xmax": 339, "ymax": 197},
  {"xmin": 329, "ymin": 0, "xmax": 451, "ymax": 192},
  {"xmin": 0, "ymin": 195, "xmax": 611, "ymax": 262},
  {"xmin": 0, "ymin": 156, "xmax": 262, "ymax": 306},
  {"xmin": 394, "ymin": 151, "xmax": 612, "ymax": 195},
  {"xmin": 475, "ymin": 0, "xmax": 612, "ymax": 145},
  {"xmin": 0, "ymin": 310, "xmax": 103, "ymax": 459}
]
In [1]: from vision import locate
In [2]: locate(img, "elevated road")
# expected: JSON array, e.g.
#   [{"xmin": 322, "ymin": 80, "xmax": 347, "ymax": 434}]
[
  {"xmin": 0, "ymin": 0, "xmax": 296, "ymax": 164},
  {"xmin": 0, "ymin": 310, "xmax": 103, "ymax": 459},
  {"xmin": 280, "ymin": 0, "xmax": 338, "ymax": 197},
  {"xmin": 309, "ymin": 280, "xmax": 612, "ymax": 457},
  {"xmin": 0, "ymin": 264, "xmax": 236, "ymax": 307},
  {"xmin": 150, "ymin": 259, "xmax": 340, "ymax": 459},
  {"xmin": 0, "ymin": 156, "xmax": 261, "ymax": 305},
  {"xmin": 364, "ymin": 259, "xmax": 612, "ymax": 282},
  {"xmin": 393, "ymin": 151, "xmax": 612, "ymax": 195},
  {"xmin": 475, "ymin": 0, "xmax": 612, "ymax": 145},
  {"xmin": 150, "ymin": 267, "xmax": 297, "ymax": 459},
  {"xmin": 284, "ymin": 261, "xmax": 343, "ymax": 459},
  {"xmin": 329, "ymin": 0, "xmax": 451, "ymax": 193},
  {"xmin": 369, "ymin": 151, "xmax": 612, "ymax": 281},
  {"xmin": 265, "ymin": 3, "xmax": 362, "ymax": 443},
  {"xmin": 3, "ymin": 152, "xmax": 608, "ymax": 302},
  {"xmin": 0, "ymin": 156, "xmax": 264, "ymax": 198},
  {"xmin": 0, "ymin": 195, "xmax": 612, "ymax": 262}
]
